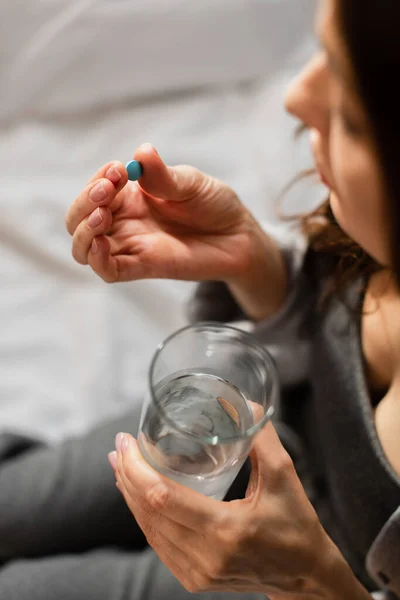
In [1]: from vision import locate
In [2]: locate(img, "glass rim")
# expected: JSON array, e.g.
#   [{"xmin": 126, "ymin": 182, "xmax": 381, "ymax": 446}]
[{"xmin": 147, "ymin": 321, "xmax": 278, "ymax": 444}]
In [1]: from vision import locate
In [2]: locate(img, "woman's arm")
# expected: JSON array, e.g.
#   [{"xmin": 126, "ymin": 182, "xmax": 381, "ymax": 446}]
[
  {"xmin": 225, "ymin": 217, "xmax": 289, "ymax": 322},
  {"xmin": 189, "ymin": 222, "xmax": 312, "ymax": 387},
  {"xmin": 112, "ymin": 423, "xmax": 376, "ymax": 600}
]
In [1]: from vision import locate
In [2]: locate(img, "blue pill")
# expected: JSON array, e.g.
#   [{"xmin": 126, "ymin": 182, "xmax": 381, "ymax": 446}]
[{"xmin": 126, "ymin": 160, "xmax": 143, "ymax": 181}]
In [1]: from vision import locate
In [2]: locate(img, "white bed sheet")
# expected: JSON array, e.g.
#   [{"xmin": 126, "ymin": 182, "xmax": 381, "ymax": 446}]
[{"xmin": 0, "ymin": 0, "xmax": 319, "ymax": 442}]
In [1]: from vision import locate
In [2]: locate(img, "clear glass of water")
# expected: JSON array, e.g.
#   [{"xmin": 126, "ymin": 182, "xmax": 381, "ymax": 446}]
[{"xmin": 138, "ymin": 322, "xmax": 278, "ymax": 500}]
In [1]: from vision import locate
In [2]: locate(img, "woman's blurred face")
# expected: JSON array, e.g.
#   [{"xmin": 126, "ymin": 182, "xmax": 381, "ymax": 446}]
[{"xmin": 285, "ymin": 0, "xmax": 391, "ymax": 267}]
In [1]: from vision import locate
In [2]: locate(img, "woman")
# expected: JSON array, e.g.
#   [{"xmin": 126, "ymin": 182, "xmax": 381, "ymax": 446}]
[{"xmin": 0, "ymin": 0, "xmax": 398, "ymax": 598}]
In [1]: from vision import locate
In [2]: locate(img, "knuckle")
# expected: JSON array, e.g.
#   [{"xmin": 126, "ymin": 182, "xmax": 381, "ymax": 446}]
[
  {"xmin": 215, "ymin": 507, "xmax": 258, "ymax": 549},
  {"xmin": 146, "ymin": 481, "xmax": 169, "ymax": 510},
  {"xmin": 213, "ymin": 505, "xmax": 232, "ymax": 530},
  {"xmin": 197, "ymin": 173, "xmax": 216, "ymax": 199},
  {"xmin": 240, "ymin": 518, "xmax": 259, "ymax": 544},
  {"xmin": 214, "ymin": 503, "xmax": 239, "ymax": 546},
  {"xmin": 216, "ymin": 524, "xmax": 238, "ymax": 548},
  {"xmin": 177, "ymin": 166, "xmax": 210, "ymax": 201}
]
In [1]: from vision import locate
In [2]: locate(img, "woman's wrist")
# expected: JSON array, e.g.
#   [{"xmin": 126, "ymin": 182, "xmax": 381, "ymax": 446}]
[{"xmin": 226, "ymin": 218, "xmax": 288, "ymax": 321}]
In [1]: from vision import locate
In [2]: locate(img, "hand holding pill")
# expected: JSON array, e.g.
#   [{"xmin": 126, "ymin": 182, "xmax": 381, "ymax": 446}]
[{"xmin": 65, "ymin": 143, "xmax": 267, "ymax": 294}]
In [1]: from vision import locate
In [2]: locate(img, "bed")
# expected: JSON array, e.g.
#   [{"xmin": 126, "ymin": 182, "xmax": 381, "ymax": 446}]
[{"xmin": 0, "ymin": 0, "xmax": 317, "ymax": 442}]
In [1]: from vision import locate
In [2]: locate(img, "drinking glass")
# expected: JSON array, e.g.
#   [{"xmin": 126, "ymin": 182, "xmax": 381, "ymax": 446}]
[{"xmin": 138, "ymin": 322, "xmax": 278, "ymax": 500}]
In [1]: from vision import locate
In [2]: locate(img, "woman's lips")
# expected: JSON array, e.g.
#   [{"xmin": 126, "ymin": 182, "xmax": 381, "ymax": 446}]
[
  {"xmin": 309, "ymin": 130, "xmax": 333, "ymax": 189},
  {"xmin": 315, "ymin": 163, "xmax": 332, "ymax": 189}
]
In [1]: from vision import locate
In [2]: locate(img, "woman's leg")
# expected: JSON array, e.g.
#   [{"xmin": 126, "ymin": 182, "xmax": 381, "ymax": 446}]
[
  {"xmin": 0, "ymin": 407, "xmax": 146, "ymax": 562},
  {"xmin": 0, "ymin": 547, "xmax": 265, "ymax": 600},
  {"xmin": 0, "ymin": 398, "xmax": 251, "ymax": 563}
]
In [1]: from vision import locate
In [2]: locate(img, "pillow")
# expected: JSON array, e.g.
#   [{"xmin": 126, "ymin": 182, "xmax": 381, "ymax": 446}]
[{"xmin": 0, "ymin": 0, "xmax": 315, "ymax": 120}]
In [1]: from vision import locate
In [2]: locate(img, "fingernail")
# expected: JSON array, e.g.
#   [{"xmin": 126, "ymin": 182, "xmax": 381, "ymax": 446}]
[
  {"xmin": 90, "ymin": 181, "xmax": 107, "ymax": 203},
  {"xmin": 108, "ymin": 451, "xmax": 118, "ymax": 470},
  {"xmin": 115, "ymin": 432, "xmax": 124, "ymax": 452},
  {"xmin": 88, "ymin": 208, "xmax": 103, "ymax": 228},
  {"xmin": 105, "ymin": 165, "xmax": 122, "ymax": 184},
  {"xmin": 121, "ymin": 435, "xmax": 129, "ymax": 456},
  {"xmin": 91, "ymin": 238, "xmax": 99, "ymax": 254}
]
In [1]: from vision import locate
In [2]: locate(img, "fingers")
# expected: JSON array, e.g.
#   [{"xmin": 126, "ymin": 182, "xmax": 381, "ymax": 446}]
[
  {"xmin": 116, "ymin": 433, "xmax": 228, "ymax": 531},
  {"xmin": 134, "ymin": 143, "xmax": 208, "ymax": 203},
  {"xmin": 136, "ymin": 529, "xmax": 193, "ymax": 591},
  {"xmin": 115, "ymin": 471, "xmax": 195, "ymax": 585},
  {"xmin": 116, "ymin": 468, "xmax": 195, "ymax": 562},
  {"xmin": 86, "ymin": 160, "xmax": 126, "ymax": 186},
  {"xmin": 133, "ymin": 144, "xmax": 177, "ymax": 201},
  {"xmin": 66, "ymin": 161, "xmax": 128, "ymax": 236},
  {"xmin": 250, "ymin": 421, "xmax": 295, "ymax": 490},
  {"xmin": 247, "ymin": 400, "xmax": 267, "ymax": 425},
  {"xmin": 113, "ymin": 438, "xmax": 221, "ymax": 593},
  {"xmin": 87, "ymin": 236, "xmax": 119, "ymax": 283},
  {"xmin": 71, "ymin": 206, "xmax": 112, "ymax": 265}
]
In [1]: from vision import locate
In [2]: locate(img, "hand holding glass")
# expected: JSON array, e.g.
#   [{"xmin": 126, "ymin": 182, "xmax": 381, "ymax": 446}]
[{"xmin": 138, "ymin": 323, "xmax": 278, "ymax": 500}]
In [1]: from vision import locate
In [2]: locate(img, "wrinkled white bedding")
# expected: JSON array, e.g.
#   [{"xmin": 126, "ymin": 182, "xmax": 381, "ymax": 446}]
[{"xmin": 0, "ymin": 0, "xmax": 318, "ymax": 442}]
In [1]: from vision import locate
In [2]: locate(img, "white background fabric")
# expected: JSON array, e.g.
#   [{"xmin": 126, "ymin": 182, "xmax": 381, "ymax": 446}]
[{"xmin": 0, "ymin": 0, "xmax": 320, "ymax": 442}]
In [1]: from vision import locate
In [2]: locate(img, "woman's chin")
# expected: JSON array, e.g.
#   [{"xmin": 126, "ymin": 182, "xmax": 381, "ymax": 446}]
[
  {"xmin": 329, "ymin": 191, "xmax": 389, "ymax": 267},
  {"xmin": 329, "ymin": 191, "xmax": 354, "ymax": 239},
  {"xmin": 328, "ymin": 191, "xmax": 342, "ymax": 224}
]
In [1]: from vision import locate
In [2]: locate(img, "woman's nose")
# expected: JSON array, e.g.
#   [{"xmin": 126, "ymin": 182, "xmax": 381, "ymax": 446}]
[{"xmin": 285, "ymin": 52, "xmax": 330, "ymax": 136}]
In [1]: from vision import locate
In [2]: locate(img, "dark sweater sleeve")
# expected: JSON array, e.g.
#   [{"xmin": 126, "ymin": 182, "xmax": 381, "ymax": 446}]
[{"xmin": 187, "ymin": 223, "xmax": 313, "ymax": 387}]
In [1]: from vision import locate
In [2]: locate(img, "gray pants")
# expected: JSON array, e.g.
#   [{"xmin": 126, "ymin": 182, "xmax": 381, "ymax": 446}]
[{"xmin": 0, "ymin": 407, "xmax": 263, "ymax": 600}]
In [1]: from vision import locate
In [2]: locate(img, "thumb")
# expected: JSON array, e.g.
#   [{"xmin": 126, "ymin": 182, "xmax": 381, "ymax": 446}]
[
  {"xmin": 249, "ymin": 421, "xmax": 291, "ymax": 487},
  {"xmin": 134, "ymin": 143, "xmax": 210, "ymax": 203}
]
